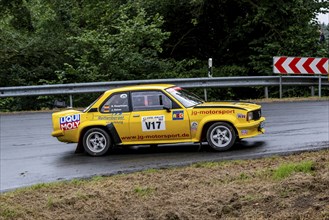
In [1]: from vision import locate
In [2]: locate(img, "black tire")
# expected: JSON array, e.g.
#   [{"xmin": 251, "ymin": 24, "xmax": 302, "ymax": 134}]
[
  {"xmin": 83, "ymin": 128, "xmax": 111, "ymax": 156},
  {"xmin": 206, "ymin": 122, "xmax": 236, "ymax": 151},
  {"xmin": 150, "ymin": 144, "xmax": 158, "ymax": 148}
]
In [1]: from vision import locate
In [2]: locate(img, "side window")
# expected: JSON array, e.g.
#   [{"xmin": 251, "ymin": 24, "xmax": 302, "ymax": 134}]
[
  {"xmin": 101, "ymin": 93, "xmax": 129, "ymax": 113},
  {"xmin": 131, "ymin": 91, "xmax": 172, "ymax": 111}
]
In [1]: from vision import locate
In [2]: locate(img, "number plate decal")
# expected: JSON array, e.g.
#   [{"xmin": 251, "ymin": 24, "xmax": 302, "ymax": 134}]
[{"xmin": 142, "ymin": 115, "xmax": 166, "ymax": 131}]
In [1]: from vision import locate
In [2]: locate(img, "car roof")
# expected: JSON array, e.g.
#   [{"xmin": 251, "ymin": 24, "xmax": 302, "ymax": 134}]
[{"xmin": 105, "ymin": 84, "xmax": 176, "ymax": 94}]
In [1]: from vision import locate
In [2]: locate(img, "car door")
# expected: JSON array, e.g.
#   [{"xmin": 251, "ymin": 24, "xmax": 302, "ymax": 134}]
[
  {"xmin": 129, "ymin": 90, "xmax": 191, "ymax": 143},
  {"xmin": 95, "ymin": 92, "xmax": 131, "ymax": 139}
]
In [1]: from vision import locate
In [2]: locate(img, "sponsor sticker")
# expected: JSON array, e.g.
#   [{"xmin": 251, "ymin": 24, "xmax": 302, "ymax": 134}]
[
  {"xmin": 241, "ymin": 130, "xmax": 248, "ymax": 135},
  {"xmin": 237, "ymin": 113, "xmax": 246, "ymax": 119},
  {"xmin": 191, "ymin": 121, "xmax": 198, "ymax": 131},
  {"xmin": 120, "ymin": 94, "xmax": 127, "ymax": 99},
  {"xmin": 98, "ymin": 113, "xmax": 124, "ymax": 124},
  {"xmin": 192, "ymin": 109, "xmax": 235, "ymax": 116},
  {"xmin": 172, "ymin": 110, "xmax": 184, "ymax": 120},
  {"xmin": 142, "ymin": 115, "xmax": 166, "ymax": 131},
  {"xmin": 60, "ymin": 114, "xmax": 80, "ymax": 130},
  {"xmin": 103, "ymin": 105, "xmax": 110, "ymax": 112},
  {"xmin": 109, "ymin": 104, "xmax": 128, "ymax": 112}
]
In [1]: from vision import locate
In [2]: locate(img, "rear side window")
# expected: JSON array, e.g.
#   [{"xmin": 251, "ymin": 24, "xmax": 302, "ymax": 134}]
[
  {"xmin": 101, "ymin": 93, "xmax": 129, "ymax": 113},
  {"xmin": 131, "ymin": 91, "xmax": 172, "ymax": 111}
]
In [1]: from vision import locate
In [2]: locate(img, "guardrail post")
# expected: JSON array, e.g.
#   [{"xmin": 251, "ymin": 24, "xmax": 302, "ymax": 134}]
[
  {"xmin": 318, "ymin": 75, "xmax": 321, "ymax": 97},
  {"xmin": 204, "ymin": 89, "xmax": 207, "ymax": 101},
  {"xmin": 311, "ymin": 86, "xmax": 315, "ymax": 96},
  {"xmin": 69, "ymin": 95, "xmax": 73, "ymax": 108},
  {"xmin": 279, "ymin": 75, "xmax": 282, "ymax": 99},
  {"xmin": 264, "ymin": 86, "xmax": 269, "ymax": 99}
]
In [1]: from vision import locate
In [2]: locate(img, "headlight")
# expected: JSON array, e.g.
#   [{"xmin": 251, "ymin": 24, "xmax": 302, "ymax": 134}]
[{"xmin": 247, "ymin": 112, "xmax": 253, "ymax": 121}]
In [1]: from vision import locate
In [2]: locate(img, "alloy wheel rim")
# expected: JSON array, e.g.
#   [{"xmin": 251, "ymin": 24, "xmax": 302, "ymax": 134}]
[
  {"xmin": 86, "ymin": 131, "xmax": 107, "ymax": 153},
  {"xmin": 210, "ymin": 126, "xmax": 232, "ymax": 148}
]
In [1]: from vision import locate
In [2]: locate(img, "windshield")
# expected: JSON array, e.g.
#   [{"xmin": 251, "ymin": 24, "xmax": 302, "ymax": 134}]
[{"xmin": 166, "ymin": 86, "xmax": 204, "ymax": 108}]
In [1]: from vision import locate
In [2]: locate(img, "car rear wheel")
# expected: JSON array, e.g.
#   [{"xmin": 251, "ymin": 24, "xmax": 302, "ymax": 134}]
[
  {"xmin": 83, "ymin": 128, "xmax": 111, "ymax": 156},
  {"xmin": 206, "ymin": 122, "xmax": 236, "ymax": 151}
]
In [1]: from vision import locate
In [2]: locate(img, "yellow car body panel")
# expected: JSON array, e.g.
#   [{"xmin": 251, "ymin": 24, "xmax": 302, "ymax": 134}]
[
  {"xmin": 51, "ymin": 84, "xmax": 265, "ymax": 155},
  {"xmin": 187, "ymin": 103, "xmax": 265, "ymax": 141}
]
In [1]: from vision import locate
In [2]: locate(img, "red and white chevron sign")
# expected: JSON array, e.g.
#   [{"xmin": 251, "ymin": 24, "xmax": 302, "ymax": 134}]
[{"xmin": 273, "ymin": 56, "xmax": 329, "ymax": 74}]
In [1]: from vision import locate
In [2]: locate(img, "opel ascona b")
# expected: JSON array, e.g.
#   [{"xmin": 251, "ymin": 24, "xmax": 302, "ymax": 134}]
[{"xmin": 51, "ymin": 84, "xmax": 265, "ymax": 156}]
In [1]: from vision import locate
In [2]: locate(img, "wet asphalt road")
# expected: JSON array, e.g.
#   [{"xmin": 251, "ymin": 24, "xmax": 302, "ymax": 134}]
[{"xmin": 1, "ymin": 101, "xmax": 328, "ymax": 192}]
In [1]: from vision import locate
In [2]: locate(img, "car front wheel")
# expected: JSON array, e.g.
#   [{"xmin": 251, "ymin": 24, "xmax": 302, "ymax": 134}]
[
  {"xmin": 206, "ymin": 122, "xmax": 236, "ymax": 151},
  {"xmin": 83, "ymin": 128, "xmax": 111, "ymax": 156}
]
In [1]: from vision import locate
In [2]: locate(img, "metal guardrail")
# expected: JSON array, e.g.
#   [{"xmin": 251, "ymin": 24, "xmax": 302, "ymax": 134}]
[{"xmin": 0, "ymin": 76, "xmax": 328, "ymax": 106}]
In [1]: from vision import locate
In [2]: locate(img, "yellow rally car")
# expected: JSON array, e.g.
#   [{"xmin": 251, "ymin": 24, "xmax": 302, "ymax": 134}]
[{"xmin": 51, "ymin": 84, "xmax": 265, "ymax": 156}]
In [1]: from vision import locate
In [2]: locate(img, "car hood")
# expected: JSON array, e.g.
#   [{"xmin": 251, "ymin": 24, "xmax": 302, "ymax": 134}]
[{"xmin": 193, "ymin": 101, "xmax": 261, "ymax": 111}]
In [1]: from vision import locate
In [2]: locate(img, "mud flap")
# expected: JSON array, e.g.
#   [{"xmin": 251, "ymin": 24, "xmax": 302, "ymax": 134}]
[
  {"xmin": 75, "ymin": 141, "xmax": 84, "ymax": 153},
  {"xmin": 106, "ymin": 123, "xmax": 122, "ymax": 144}
]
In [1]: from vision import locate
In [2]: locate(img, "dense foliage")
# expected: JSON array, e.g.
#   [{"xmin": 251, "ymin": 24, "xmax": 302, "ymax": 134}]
[{"xmin": 0, "ymin": 0, "xmax": 328, "ymax": 110}]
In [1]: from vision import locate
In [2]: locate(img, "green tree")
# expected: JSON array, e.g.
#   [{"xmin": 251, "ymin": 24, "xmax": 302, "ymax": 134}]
[
  {"xmin": 138, "ymin": 0, "xmax": 329, "ymax": 75},
  {"xmin": 63, "ymin": 2, "xmax": 172, "ymax": 82},
  {"xmin": 1, "ymin": 0, "xmax": 328, "ymax": 110},
  {"xmin": 0, "ymin": 0, "xmax": 73, "ymax": 87}
]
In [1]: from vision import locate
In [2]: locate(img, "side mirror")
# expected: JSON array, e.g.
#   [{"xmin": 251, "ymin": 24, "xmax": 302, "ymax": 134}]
[{"xmin": 163, "ymin": 104, "xmax": 171, "ymax": 113}]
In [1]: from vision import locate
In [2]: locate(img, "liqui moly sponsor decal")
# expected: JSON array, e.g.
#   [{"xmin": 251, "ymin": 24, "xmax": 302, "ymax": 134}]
[{"xmin": 60, "ymin": 114, "xmax": 80, "ymax": 130}]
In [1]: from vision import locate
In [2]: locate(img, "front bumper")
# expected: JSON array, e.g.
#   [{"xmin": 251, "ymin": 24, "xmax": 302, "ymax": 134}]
[
  {"xmin": 258, "ymin": 121, "xmax": 265, "ymax": 133},
  {"xmin": 236, "ymin": 117, "xmax": 265, "ymax": 138}
]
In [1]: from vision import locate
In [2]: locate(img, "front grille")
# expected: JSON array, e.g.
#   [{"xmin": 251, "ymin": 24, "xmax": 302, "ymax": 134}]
[{"xmin": 252, "ymin": 109, "xmax": 261, "ymax": 120}]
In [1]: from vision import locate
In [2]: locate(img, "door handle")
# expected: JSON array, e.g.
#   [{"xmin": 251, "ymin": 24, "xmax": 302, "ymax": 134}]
[{"xmin": 133, "ymin": 114, "xmax": 140, "ymax": 117}]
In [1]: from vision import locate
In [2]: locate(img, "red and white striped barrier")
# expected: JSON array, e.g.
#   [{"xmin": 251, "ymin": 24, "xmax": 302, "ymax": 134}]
[{"xmin": 273, "ymin": 56, "xmax": 328, "ymax": 74}]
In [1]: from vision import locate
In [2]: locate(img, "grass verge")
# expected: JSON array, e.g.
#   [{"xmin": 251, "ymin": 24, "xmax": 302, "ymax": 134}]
[{"xmin": 272, "ymin": 160, "xmax": 314, "ymax": 180}]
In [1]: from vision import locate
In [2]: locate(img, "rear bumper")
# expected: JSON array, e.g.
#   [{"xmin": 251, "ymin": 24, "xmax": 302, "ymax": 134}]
[{"xmin": 51, "ymin": 130, "xmax": 64, "ymax": 137}]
